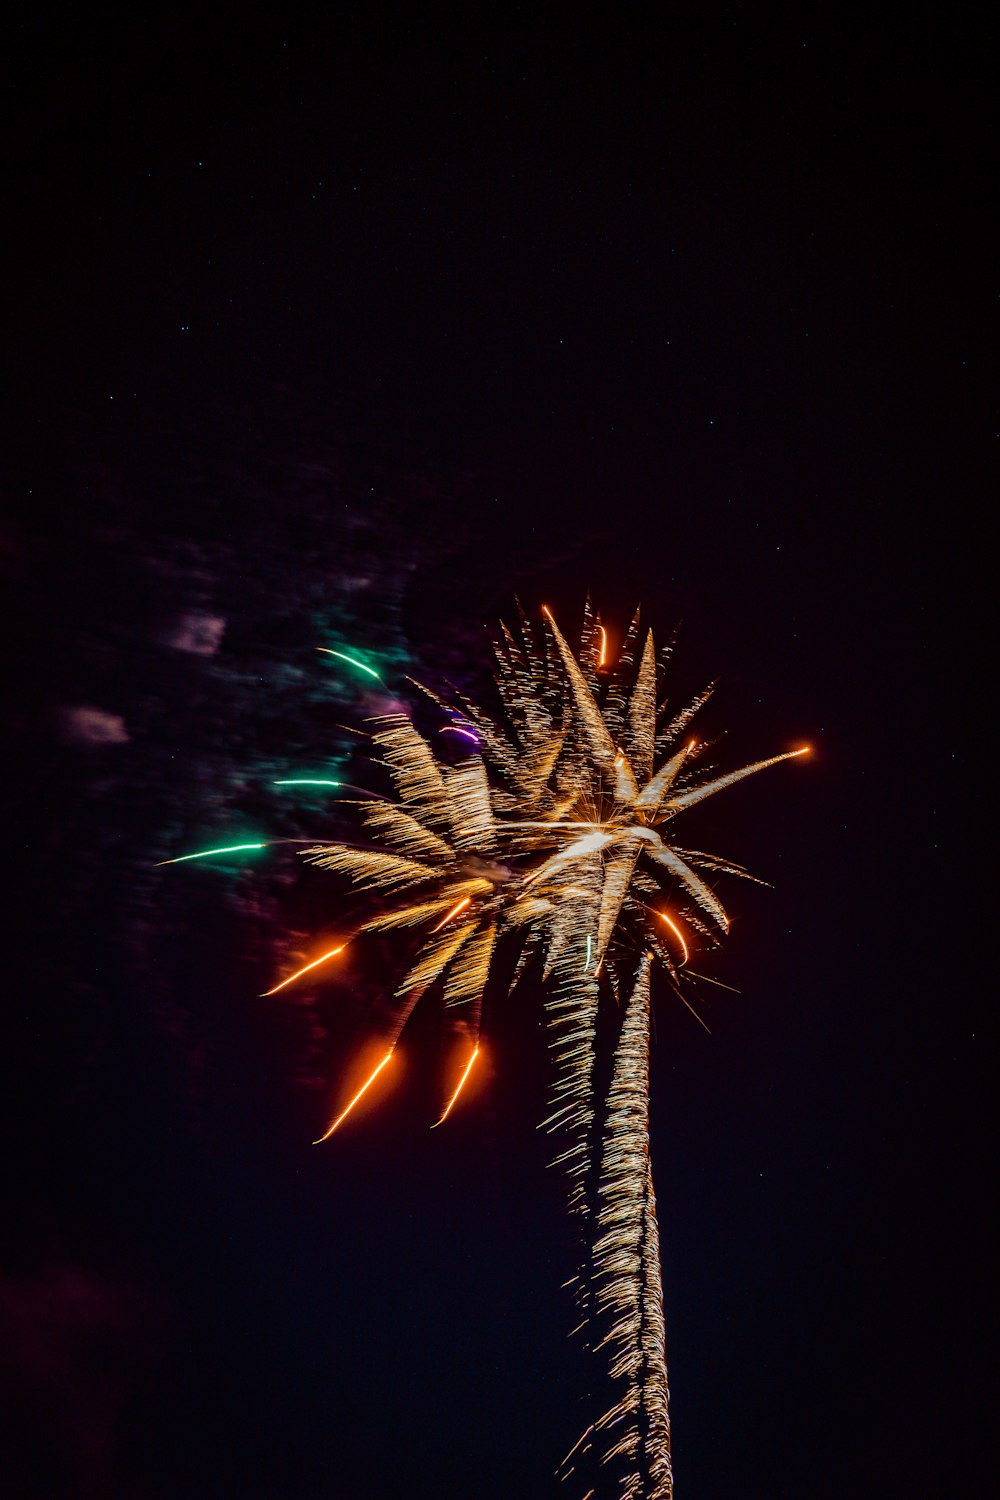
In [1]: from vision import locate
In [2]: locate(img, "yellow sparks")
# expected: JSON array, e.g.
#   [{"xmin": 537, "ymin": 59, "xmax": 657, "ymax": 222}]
[
  {"xmin": 657, "ymin": 912, "xmax": 688, "ymax": 965},
  {"xmin": 430, "ymin": 895, "xmax": 471, "ymax": 932},
  {"xmin": 432, "ymin": 1045, "xmax": 480, "ymax": 1127},
  {"xmin": 597, "ymin": 625, "xmax": 607, "ymax": 666},
  {"xmin": 261, "ymin": 944, "xmax": 347, "ymax": 996},
  {"xmin": 314, "ymin": 1049, "xmax": 394, "ymax": 1142}
]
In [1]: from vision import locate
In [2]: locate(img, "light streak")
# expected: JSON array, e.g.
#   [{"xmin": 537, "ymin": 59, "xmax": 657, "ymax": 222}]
[
  {"xmin": 558, "ymin": 1423, "xmax": 594, "ymax": 1475},
  {"xmin": 432, "ymin": 1045, "xmax": 480, "ymax": 1127},
  {"xmin": 597, "ymin": 626, "xmax": 607, "ymax": 666},
  {"xmin": 314, "ymin": 1049, "xmax": 393, "ymax": 1142},
  {"xmin": 261, "ymin": 944, "xmax": 347, "ymax": 995},
  {"xmin": 657, "ymin": 912, "xmax": 688, "ymax": 965},
  {"xmin": 157, "ymin": 842, "xmax": 266, "ymax": 866},
  {"xmin": 429, "ymin": 895, "xmax": 471, "ymax": 932},
  {"xmin": 315, "ymin": 647, "xmax": 382, "ymax": 681},
  {"xmin": 585, "ymin": 934, "xmax": 592, "ymax": 971},
  {"xmin": 440, "ymin": 725, "xmax": 479, "ymax": 743},
  {"xmin": 273, "ymin": 779, "xmax": 341, "ymax": 788},
  {"xmin": 793, "ymin": 744, "xmax": 811, "ymax": 756}
]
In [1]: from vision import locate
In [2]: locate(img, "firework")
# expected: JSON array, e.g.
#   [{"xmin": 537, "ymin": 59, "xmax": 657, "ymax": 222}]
[{"xmin": 169, "ymin": 602, "xmax": 805, "ymax": 1497}]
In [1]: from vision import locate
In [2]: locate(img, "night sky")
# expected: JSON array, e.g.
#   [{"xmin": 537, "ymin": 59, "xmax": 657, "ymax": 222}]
[{"xmin": 3, "ymin": 7, "xmax": 991, "ymax": 1498}]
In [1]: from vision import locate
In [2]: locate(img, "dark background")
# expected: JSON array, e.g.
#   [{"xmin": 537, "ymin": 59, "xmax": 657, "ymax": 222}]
[{"xmin": 3, "ymin": 6, "xmax": 991, "ymax": 1497}]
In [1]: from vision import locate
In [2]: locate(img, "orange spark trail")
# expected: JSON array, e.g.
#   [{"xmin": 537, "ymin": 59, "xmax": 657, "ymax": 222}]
[
  {"xmin": 657, "ymin": 912, "xmax": 689, "ymax": 965},
  {"xmin": 429, "ymin": 895, "xmax": 471, "ymax": 932},
  {"xmin": 432, "ymin": 1046, "xmax": 480, "ymax": 1128},
  {"xmin": 597, "ymin": 625, "xmax": 607, "ymax": 666},
  {"xmin": 314, "ymin": 1050, "xmax": 393, "ymax": 1142},
  {"xmin": 261, "ymin": 944, "xmax": 347, "ymax": 995}
]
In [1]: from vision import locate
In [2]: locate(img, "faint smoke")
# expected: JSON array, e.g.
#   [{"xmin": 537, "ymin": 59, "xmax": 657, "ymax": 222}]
[
  {"xmin": 162, "ymin": 612, "xmax": 227, "ymax": 655},
  {"xmin": 60, "ymin": 706, "xmax": 130, "ymax": 745}
]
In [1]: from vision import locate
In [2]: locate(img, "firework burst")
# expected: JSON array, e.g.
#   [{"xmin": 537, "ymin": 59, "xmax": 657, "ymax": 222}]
[{"xmin": 167, "ymin": 600, "xmax": 806, "ymax": 1498}]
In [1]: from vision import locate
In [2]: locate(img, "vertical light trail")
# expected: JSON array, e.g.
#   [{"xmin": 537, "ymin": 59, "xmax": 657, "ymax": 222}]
[
  {"xmin": 314, "ymin": 1050, "xmax": 394, "ymax": 1142},
  {"xmin": 261, "ymin": 944, "xmax": 347, "ymax": 995},
  {"xmin": 432, "ymin": 1046, "xmax": 480, "ymax": 1127},
  {"xmin": 597, "ymin": 625, "xmax": 607, "ymax": 666}
]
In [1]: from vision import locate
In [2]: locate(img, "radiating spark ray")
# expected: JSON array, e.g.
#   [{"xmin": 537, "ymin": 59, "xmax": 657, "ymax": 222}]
[
  {"xmin": 440, "ymin": 725, "xmax": 479, "ymax": 743},
  {"xmin": 315, "ymin": 647, "xmax": 383, "ymax": 681},
  {"xmin": 585, "ymin": 934, "xmax": 592, "ymax": 971},
  {"xmin": 431, "ymin": 1045, "xmax": 480, "ymax": 1127},
  {"xmin": 314, "ymin": 1050, "xmax": 394, "ymax": 1142},
  {"xmin": 430, "ymin": 895, "xmax": 472, "ymax": 932},
  {"xmin": 685, "ymin": 968, "xmax": 741, "ymax": 993},
  {"xmin": 158, "ymin": 842, "xmax": 266, "ymax": 865},
  {"xmin": 598, "ymin": 625, "xmax": 607, "ymax": 666},
  {"xmin": 261, "ymin": 944, "xmax": 347, "ymax": 995},
  {"xmin": 671, "ymin": 982, "xmax": 712, "ymax": 1033},
  {"xmin": 657, "ymin": 912, "xmax": 689, "ymax": 965}
]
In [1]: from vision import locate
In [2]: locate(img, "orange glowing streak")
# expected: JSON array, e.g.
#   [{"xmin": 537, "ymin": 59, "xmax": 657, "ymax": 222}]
[
  {"xmin": 658, "ymin": 912, "xmax": 689, "ymax": 966},
  {"xmin": 314, "ymin": 1049, "xmax": 393, "ymax": 1142},
  {"xmin": 432, "ymin": 1045, "xmax": 480, "ymax": 1128},
  {"xmin": 793, "ymin": 744, "xmax": 812, "ymax": 756},
  {"xmin": 261, "ymin": 944, "xmax": 347, "ymax": 996},
  {"xmin": 430, "ymin": 895, "xmax": 471, "ymax": 932},
  {"xmin": 597, "ymin": 625, "xmax": 607, "ymax": 666},
  {"xmin": 542, "ymin": 604, "xmax": 554, "ymax": 620}
]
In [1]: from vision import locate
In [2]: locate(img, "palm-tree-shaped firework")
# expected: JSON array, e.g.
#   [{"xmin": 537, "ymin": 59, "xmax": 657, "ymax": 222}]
[{"xmin": 166, "ymin": 601, "xmax": 806, "ymax": 1498}]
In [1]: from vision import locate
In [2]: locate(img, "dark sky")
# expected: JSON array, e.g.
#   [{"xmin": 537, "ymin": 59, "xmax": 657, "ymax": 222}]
[{"xmin": 3, "ymin": 7, "xmax": 991, "ymax": 1498}]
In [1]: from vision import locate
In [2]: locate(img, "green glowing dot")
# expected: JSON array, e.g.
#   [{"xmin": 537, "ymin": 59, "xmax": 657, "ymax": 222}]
[
  {"xmin": 162, "ymin": 842, "xmax": 267, "ymax": 865},
  {"xmin": 273, "ymin": 779, "xmax": 341, "ymax": 788},
  {"xmin": 316, "ymin": 647, "xmax": 382, "ymax": 681}
]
